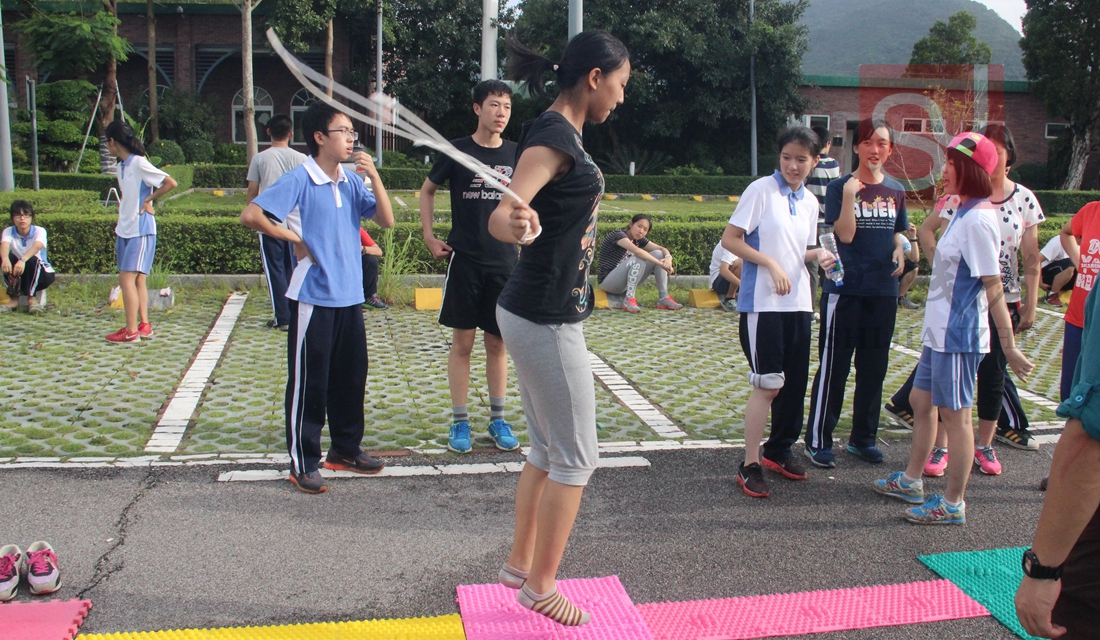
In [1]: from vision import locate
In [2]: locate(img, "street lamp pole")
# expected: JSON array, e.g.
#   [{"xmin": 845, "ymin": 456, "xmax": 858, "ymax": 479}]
[
  {"xmin": 0, "ymin": 11, "xmax": 14, "ymax": 191},
  {"xmin": 375, "ymin": 0, "xmax": 384, "ymax": 167},
  {"xmin": 749, "ymin": 0, "xmax": 757, "ymax": 177},
  {"xmin": 481, "ymin": 0, "xmax": 498, "ymax": 80},
  {"xmin": 568, "ymin": 0, "xmax": 581, "ymax": 39}
]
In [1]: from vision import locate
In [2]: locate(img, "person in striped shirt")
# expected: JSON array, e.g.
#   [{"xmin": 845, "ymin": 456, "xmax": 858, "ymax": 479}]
[{"xmin": 806, "ymin": 125, "xmax": 840, "ymax": 304}]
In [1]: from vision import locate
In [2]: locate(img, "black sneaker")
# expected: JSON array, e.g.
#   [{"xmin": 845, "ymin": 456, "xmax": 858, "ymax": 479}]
[
  {"xmin": 995, "ymin": 426, "xmax": 1039, "ymax": 451},
  {"xmin": 884, "ymin": 402, "xmax": 914, "ymax": 429},
  {"xmin": 363, "ymin": 295, "xmax": 389, "ymax": 309},
  {"xmin": 288, "ymin": 469, "xmax": 328, "ymax": 494},
  {"xmin": 323, "ymin": 450, "xmax": 386, "ymax": 475},
  {"xmin": 737, "ymin": 462, "xmax": 770, "ymax": 498},
  {"xmin": 265, "ymin": 319, "xmax": 289, "ymax": 331},
  {"xmin": 762, "ymin": 455, "xmax": 809, "ymax": 480},
  {"xmin": 897, "ymin": 296, "xmax": 920, "ymax": 310}
]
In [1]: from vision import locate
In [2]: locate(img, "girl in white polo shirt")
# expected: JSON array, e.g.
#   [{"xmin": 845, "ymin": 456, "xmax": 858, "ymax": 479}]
[
  {"xmin": 873, "ymin": 132, "xmax": 1033, "ymax": 525},
  {"xmin": 103, "ymin": 121, "xmax": 178, "ymax": 344}
]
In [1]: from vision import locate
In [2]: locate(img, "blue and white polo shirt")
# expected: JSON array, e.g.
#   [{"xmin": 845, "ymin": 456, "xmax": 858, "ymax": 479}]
[
  {"xmin": 251, "ymin": 156, "xmax": 377, "ymax": 308},
  {"xmin": 115, "ymin": 155, "xmax": 169, "ymax": 238}
]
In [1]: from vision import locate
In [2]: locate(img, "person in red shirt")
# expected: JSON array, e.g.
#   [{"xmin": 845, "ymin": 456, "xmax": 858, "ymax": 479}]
[
  {"xmin": 360, "ymin": 227, "xmax": 386, "ymax": 309},
  {"xmin": 1059, "ymin": 201, "xmax": 1100, "ymax": 400}
]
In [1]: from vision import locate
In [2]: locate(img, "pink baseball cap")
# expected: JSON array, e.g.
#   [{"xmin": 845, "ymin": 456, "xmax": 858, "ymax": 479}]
[{"xmin": 948, "ymin": 132, "xmax": 998, "ymax": 176}]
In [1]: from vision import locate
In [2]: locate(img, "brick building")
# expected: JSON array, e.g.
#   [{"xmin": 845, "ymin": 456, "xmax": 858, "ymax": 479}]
[
  {"xmin": 2, "ymin": 0, "xmax": 356, "ymax": 149},
  {"xmin": 798, "ymin": 70, "xmax": 1066, "ymax": 187}
]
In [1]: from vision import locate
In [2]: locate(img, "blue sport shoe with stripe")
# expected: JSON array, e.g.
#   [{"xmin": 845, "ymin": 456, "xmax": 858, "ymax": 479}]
[
  {"xmin": 873, "ymin": 471, "xmax": 924, "ymax": 504},
  {"xmin": 488, "ymin": 419, "xmax": 520, "ymax": 451},
  {"xmin": 448, "ymin": 421, "xmax": 472, "ymax": 453},
  {"xmin": 904, "ymin": 493, "xmax": 966, "ymax": 525}
]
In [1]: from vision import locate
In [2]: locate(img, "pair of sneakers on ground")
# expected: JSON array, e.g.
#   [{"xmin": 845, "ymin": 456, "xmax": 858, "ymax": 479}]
[
  {"xmin": 737, "ymin": 454, "xmax": 808, "ymax": 499},
  {"xmin": 621, "ymin": 297, "xmax": 683, "ymax": 313},
  {"xmin": 105, "ymin": 321, "xmax": 154, "ymax": 344},
  {"xmin": 448, "ymin": 420, "xmax": 519, "ymax": 454},
  {"xmin": 287, "ymin": 449, "xmax": 387, "ymax": 494},
  {"xmin": 873, "ymin": 472, "xmax": 967, "ymax": 525},
  {"xmin": 0, "ymin": 541, "xmax": 61, "ymax": 601}
]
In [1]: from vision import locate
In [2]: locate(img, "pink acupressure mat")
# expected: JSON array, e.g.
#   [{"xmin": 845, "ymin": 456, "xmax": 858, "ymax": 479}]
[
  {"xmin": 635, "ymin": 579, "xmax": 989, "ymax": 639},
  {"xmin": 457, "ymin": 575, "xmax": 654, "ymax": 640},
  {"xmin": 0, "ymin": 598, "xmax": 92, "ymax": 640}
]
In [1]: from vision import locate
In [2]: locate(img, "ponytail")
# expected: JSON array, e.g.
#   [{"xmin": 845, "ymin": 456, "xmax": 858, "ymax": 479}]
[
  {"xmin": 507, "ymin": 29, "xmax": 629, "ymax": 99},
  {"xmin": 104, "ymin": 120, "xmax": 147, "ymax": 157}
]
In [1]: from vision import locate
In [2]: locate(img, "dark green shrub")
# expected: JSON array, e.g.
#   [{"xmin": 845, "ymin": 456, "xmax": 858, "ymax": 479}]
[
  {"xmin": 148, "ymin": 140, "xmax": 185, "ymax": 166},
  {"xmin": 603, "ymin": 175, "xmax": 756, "ymax": 195},
  {"xmin": 1033, "ymin": 191, "xmax": 1100, "ymax": 214},
  {"xmin": 164, "ymin": 164, "xmax": 194, "ymax": 193},
  {"xmin": 0, "ymin": 189, "xmax": 101, "ymax": 213},
  {"xmin": 193, "ymin": 164, "xmax": 247, "ymax": 188},
  {"xmin": 1009, "ymin": 163, "xmax": 1049, "ymax": 190},
  {"xmin": 381, "ymin": 150, "xmax": 426, "ymax": 169},
  {"xmin": 377, "ymin": 168, "xmax": 430, "ymax": 189},
  {"xmin": 181, "ymin": 139, "xmax": 215, "ymax": 164},
  {"xmin": 14, "ymin": 170, "xmax": 116, "ymax": 196},
  {"xmin": 139, "ymin": 87, "xmax": 219, "ymax": 146},
  {"xmin": 44, "ymin": 120, "xmax": 84, "ymax": 144},
  {"xmin": 214, "ymin": 144, "xmax": 246, "ymax": 165}
]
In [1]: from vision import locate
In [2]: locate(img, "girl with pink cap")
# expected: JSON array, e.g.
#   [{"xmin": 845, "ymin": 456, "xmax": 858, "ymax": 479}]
[{"xmin": 872, "ymin": 132, "xmax": 1033, "ymax": 525}]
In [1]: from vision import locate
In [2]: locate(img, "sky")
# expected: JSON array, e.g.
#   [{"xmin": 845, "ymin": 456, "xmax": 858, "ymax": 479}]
[{"xmin": 975, "ymin": 0, "xmax": 1026, "ymax": 32}]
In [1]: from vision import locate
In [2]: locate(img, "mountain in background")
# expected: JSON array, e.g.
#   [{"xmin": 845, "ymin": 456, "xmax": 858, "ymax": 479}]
[{"xmin": 800, "ymin": 0, "xmax": 1027, "ymax": 79}]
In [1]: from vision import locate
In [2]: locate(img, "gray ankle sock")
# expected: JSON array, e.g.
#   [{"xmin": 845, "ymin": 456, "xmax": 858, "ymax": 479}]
[
  {"xmin": 490, "ymin": 396, "xmax": 505, "ymax": 422},
  {"xmin": 453, "ymin": 406, "xmax": 468, "ymax": 424}
]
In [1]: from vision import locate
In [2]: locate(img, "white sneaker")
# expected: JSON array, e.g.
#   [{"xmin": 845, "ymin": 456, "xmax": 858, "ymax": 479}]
[
  {"xmin": 26, "ymin": 541, "xmax": 60, "ymax": 595},
  {"xmin": 0, "ymin": 544, "xmax": 24, "ymax": 601}
]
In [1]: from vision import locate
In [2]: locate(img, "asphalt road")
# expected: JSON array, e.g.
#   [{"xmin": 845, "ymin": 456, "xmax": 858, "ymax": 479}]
[{"xmin": 3, "ymin": 443, "xmax": 1053, "ymax": 638}]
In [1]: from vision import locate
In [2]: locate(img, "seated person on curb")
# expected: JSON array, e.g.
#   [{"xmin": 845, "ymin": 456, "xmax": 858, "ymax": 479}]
[
  {"xmin": 1040, "ymin": 234, "xmax": 1075, "ymax": 307},
  {"xmin": 708, "ymin": 240, "xmax": 741, "ymax": 311},
  {"xmin": 898, "ymin": 222, "xmax": 921, "ymax": 309},
  {"xmin": 596, "ymin": 214, "xmax": 682, "ymax": 312},
  {"xmin": 723, "ymin": 124, "xmax": 836, "ymax": 499},
  {"xmin": 360, "ymin": 227, "xmax": 387, "ymax": 309},
  {"xmin": 1, "ymin": 201, "xmax": 54, "ymax": 313}
]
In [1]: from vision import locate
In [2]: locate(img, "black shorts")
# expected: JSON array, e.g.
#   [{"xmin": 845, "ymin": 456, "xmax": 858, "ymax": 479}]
[
  {"xmin": 902, "ymin": 258, "xmax": 919, "ymax": 276},
  {"xmin": 1042, "ymin": 258, "xmax": 1075, "ymax": 290},
  {"xmin": 439, "ymin": 252, "xmax": 509, "ymax": 336},
  {"xmin": 712, "ymin": 276, "xmax": 732, "ymax": 297}
]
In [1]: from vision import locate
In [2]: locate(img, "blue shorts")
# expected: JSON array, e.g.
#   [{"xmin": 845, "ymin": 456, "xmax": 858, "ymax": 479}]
[
  {"xmin": 913, "ymin": 346, "xmax": 983, "ymax": 410},
  {"xmin": 116, "ymin": 235, "xmax": 156, "ymax": 275}
]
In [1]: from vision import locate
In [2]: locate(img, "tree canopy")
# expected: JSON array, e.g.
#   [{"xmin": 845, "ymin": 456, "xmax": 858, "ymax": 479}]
[
  {"xmin": 908, "ymin": 10, "xmax": 992, "ymax": 66},
  {"xmin": 14, "ymin": 10, "xmax": 131, "ymax": 79},
  {"xmin": 1020, "ymin": 0, "xmax": 1100, "ymax": 189},
  {"xmin": 512, "ymin": 0, "xmax": 808, "ymax": 173}
]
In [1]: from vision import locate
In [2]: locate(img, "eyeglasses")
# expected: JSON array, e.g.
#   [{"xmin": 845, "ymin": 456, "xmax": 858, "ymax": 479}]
[
  {"xmin": 11, "ymin": 212, "xmax": 31, "ymax": 218},
  {"xmin": 326, "ymin": 129, "xmax": 359, "ymax": 141}
]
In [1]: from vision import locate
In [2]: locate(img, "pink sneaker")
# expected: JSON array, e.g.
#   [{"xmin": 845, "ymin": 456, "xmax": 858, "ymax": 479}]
[
  {"xmin": 25, "ymin": 541, "xmax": 60, "ymax": 595},
  {"xmin": 137, "ymin": 321, "xmax": 153, "ymax": 338},
  {"xmin": 924, "ymin": 448, "xmax": 948, "ymax": 477},
  {"xmin": 0, "ymin": 545, "xmax": 23, "ymax": 602},
  {"xmin": 974, "ymin": 447, "xmax": 1003, "ymax": 475},
  {"xmin": 105, "ymin": 327, "xmax": 140, "ymax": 344},
  {"xmin": 656, "ymin": 297, "xmax": 683, "ymax": 310}
]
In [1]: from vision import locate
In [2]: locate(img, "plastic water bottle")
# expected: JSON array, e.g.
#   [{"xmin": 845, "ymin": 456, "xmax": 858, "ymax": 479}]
[{"xmin": 819, "ymin": 232, "xmax": 845, "ymax": 286}]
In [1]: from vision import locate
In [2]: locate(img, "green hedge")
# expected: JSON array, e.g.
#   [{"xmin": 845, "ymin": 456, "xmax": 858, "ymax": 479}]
[
  {"xmin": 193, "ymin": 164, "xmax": 247, "ymax": 188},
  {"xmin": 164, "ymin": 164, "xmax": 194, "ymax": 193},
  {"xmin": 0, "ymin": 189, "xmax": 101, "ymax": 213},
  {"xmin": 604, "ymin": 175, "xmax": 757, "ymax": 195},
  {"xmin": 14, "ymin": 170, "xmax": 116, "ymax": 196},
  {"xmin": 1033, "ymin": 190, "xmax": 1100, "ymax": 214}
]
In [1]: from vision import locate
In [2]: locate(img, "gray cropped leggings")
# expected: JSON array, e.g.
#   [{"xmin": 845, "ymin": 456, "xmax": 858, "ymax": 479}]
[
  {"xmin": 599, "ymin": 250, "xmax": 669, "ymax": 299},
  {"xmin": 496, "ymin": 305, "xmax": 599, "ymax": 486}
]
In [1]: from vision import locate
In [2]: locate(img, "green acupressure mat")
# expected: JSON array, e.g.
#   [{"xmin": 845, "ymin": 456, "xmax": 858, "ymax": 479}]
[{"xmin": 919, "ymin": 547, "xmax": 1038, "ymax": 640}]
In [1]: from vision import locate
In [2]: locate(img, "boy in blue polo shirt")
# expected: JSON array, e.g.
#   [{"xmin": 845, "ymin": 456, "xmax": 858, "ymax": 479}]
[{"xmin": 241, "ymin": 102, "xmax": 395, "ymax": 494}]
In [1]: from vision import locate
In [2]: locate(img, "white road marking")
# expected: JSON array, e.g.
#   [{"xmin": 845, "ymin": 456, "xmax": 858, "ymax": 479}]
[
  {"xmin": 143, "ymin": 292, "xmax": 248, "ymax": 453},
  {"xmin": 589, "ymin": 352, "xmax": 688, "ymax": 438}
]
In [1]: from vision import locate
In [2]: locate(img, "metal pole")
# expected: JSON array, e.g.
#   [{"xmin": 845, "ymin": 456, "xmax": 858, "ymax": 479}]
[
  {"xmin": 26, "ymin": 77, "xmax": 38, "ymax": 191},
  {"xmin": 568, "ymin": 0, "xmax": 581, "ymax": 39},
  {"xmin": 481, "ymin": 0, "xmax": 498, "ymax": 81},
  {"xmin": 75, "ymin": 86, "xmax": 104, "ymax": 173},
  {"xmin": 375, "ymin": 0, "xmax": 384, "ymax": 167},
  {"xmin": 0, "ymin": 11, "xmax": 14, "ymax": 191},
  {"xmin": 749, "ymin": 0, "xmax": 757, "ymax": 177}
]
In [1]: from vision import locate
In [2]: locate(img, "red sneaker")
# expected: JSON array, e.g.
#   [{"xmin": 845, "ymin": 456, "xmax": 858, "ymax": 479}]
[
  {"xmin": 105, "ymin": 327, "xmax": 140, "ymax": 344},
  {"xmin": 138, "ymin": 322, "xmax": 153, "ymax": 337}
]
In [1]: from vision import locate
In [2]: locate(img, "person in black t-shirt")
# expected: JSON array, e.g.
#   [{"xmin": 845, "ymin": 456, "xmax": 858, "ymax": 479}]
[
  {"xmin": 419, "ymin": 81, "xmax": 520, "ymax": 455},
  {"xmin": 487, "ymin": 30, "xmax": 630, "ymax": 627},
  {"xmin": 596, "ymin": 214, "xmax": 682, "ymax": 312}
]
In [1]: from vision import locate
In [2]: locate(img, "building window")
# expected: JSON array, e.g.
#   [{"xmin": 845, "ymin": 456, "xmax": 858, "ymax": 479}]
[
  {"xmin": 800, "ymin": 114, "xmax": 830, "ymax": 130},
  {"xmin": 291, "ymin": 89, "xmax": 319, "ymax": 145},
  {"xmin": 232, "ymin": 87, "xmax": 274, "ymax": 144},
  {"xmin": 902, "ymin": 118, "xmax": 924, "ymax": 132},
  {"xmin": 1046, "ymin": 123, "xmax": 1070, "ymax": 139}
]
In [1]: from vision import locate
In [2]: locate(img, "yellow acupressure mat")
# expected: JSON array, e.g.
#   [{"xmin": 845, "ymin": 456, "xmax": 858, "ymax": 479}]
[{"xmin": 78, "ymin": 614, "xmax": 465, "ymax": 640}]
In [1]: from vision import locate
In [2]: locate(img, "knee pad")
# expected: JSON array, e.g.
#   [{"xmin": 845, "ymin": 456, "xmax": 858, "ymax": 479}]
[{"xmin": 750, "ymin": 372, "xmax": 785, "ymax": 389}]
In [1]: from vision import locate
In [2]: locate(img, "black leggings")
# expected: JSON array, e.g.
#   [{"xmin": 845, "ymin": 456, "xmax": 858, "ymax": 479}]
[{"xmin": 5, "ymin": 252, "xmax": 54, "ymax": 297}]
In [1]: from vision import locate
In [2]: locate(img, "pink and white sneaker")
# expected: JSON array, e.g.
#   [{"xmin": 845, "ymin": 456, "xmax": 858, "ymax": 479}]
[
  {"xmin": 26, "ymin": 541, "xmax": 60, "ymax": 595},
  {"xmin": 974, "ymin": 447, "xmax": 1003, "ymax": 475},
  {"xmin": 0, "ymin": 544, "xmax": 23, "ymax": 601},
  {"xmin": 924, "ymin": 448, "xmax": 948, "ymax": 477}
]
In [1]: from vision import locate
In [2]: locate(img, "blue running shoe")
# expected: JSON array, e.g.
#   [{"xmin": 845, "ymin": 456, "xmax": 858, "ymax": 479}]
[
  {"xmin": 872, "ymin": 471, "xmax": 924, "ymax": 504},
  {"xmin": 904, "ymin": 494, "xmax": 966, "ymax": 525},
  {"xmin": 846, "ymin": 444, "xmax": 884, "ymax": 463},
  {"xmin": 488, "ymin": 419, "xmax": 520, "ymax": 451},
  {"xmin": 804, "ymin": 444, "xmax": 836, "ymax": 468},
  {"xmin": 448, "ymin": 421, "xmax": 472, "ymax": 453}
]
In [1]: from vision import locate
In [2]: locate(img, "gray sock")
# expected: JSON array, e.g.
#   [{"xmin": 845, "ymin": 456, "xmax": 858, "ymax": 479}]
[
  {"xmin": 453, "ymin": 406, "xmax": 468, "ymax": 424},
  {"xmin": 490, "ymin": 396, "xmax": 505, "ymax": 422}
]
